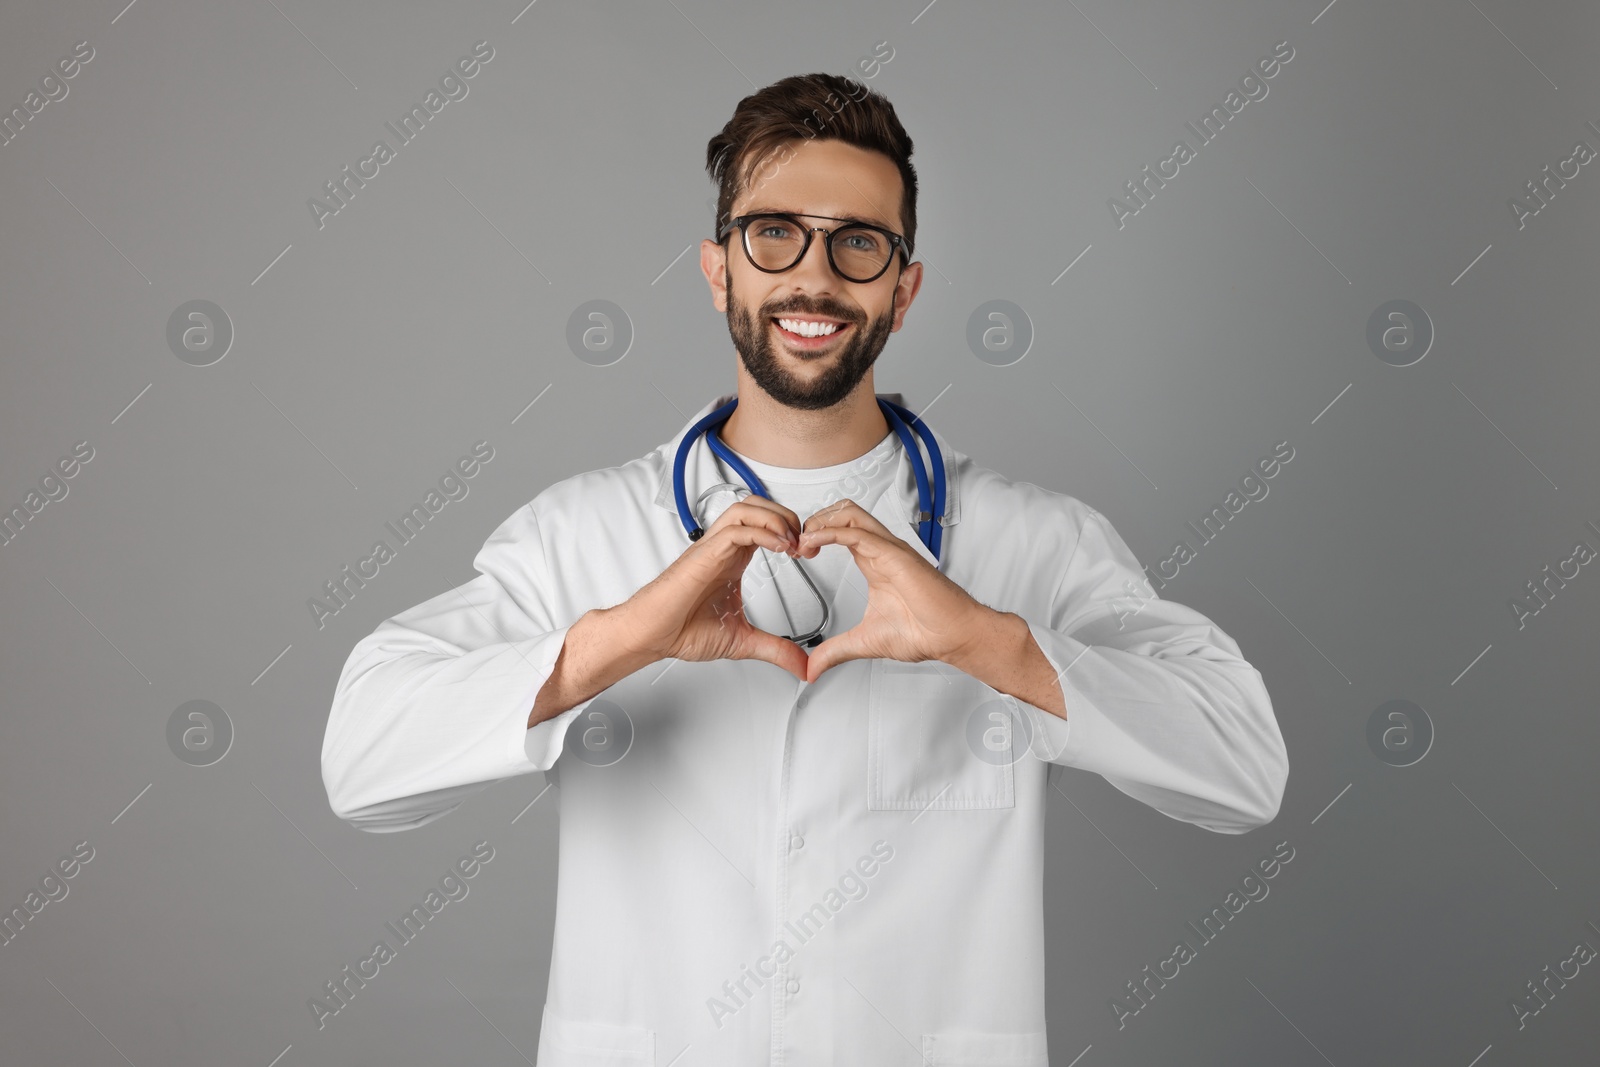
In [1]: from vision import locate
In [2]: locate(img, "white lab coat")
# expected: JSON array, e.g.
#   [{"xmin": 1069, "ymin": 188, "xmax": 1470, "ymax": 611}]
[{"xmin": 321, "ymin": 391, "xmax": 1288, "ymax": 1066}]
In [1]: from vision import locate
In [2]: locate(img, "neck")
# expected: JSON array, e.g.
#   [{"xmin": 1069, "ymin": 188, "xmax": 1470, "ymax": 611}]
[{"xmin": 719, "ymin": 376, "xmax": 890, "ymax": 468}]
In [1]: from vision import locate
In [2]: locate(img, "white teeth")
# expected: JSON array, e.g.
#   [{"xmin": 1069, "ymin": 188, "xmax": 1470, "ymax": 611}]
[{"xmin": 777, "ymin": 318, "xmax": 843, "ymax": 338}]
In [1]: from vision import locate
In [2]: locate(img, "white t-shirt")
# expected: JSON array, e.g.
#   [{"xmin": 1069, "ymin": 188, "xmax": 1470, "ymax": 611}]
[{"xmin": 713, "ymin": 429, "xmax": 900, "ymax": 642}]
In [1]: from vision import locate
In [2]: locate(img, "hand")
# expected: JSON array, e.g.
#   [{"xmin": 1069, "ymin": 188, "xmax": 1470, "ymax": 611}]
[
  {"xmin": 794, "ymin": 499, "xmax": 986, "ymax": 682},
  {"xmin": 616, "ymin": 495, "xmax": 811, "ymax": 682}
]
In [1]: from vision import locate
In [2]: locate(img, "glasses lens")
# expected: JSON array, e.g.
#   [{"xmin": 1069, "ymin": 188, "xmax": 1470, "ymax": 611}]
[
  {"xmin": 743, "ymin": 216, "xmax": 893, "ymax": 281},
  {"xmin": 831, "ymin": 224, "xmax": 892, "ymax": 280},
  {"xmin": 745, "ymin": 216, "xmax": 808, "ymax": 271}
]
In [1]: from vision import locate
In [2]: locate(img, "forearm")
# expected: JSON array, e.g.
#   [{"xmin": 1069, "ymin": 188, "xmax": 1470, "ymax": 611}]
[
  {"xmin": 529, "ymin": 605, "xmax": 659, "ymax": 727},
  {"xmin": 943, "ymin": 606, "xmax": 1067, "ymax": 719}
]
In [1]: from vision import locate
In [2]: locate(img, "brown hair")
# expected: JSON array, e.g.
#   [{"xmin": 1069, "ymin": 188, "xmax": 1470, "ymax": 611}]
[{"xmin": 705, "ymin": 72, "xmax": 918, "ymax": 259}]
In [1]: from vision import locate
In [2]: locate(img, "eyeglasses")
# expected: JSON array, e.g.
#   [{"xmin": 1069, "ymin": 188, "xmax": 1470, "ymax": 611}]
[{"xmin": 717, "ymin": 212, "xmax": 912, "ymax": 284}]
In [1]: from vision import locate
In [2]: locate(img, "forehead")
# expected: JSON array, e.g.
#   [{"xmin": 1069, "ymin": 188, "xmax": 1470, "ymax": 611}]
[{"xmin": 733, "ymin": 139, "xmax": 902, "ymax": 230}]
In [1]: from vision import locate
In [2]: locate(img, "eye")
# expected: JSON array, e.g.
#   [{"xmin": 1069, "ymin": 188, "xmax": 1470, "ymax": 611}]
[
  {"xmin": 755, "ymin": 219, "xmax": 799, "ymax": 240},
  {"xmin": 839, "ymin": 229, "xmax": 884, "ymax": 252}
]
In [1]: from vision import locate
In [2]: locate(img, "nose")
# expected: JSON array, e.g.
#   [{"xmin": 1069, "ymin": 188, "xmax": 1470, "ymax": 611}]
[{"xmin": 786, "ymin": 226, "xmax": 844, "ymax": 288}]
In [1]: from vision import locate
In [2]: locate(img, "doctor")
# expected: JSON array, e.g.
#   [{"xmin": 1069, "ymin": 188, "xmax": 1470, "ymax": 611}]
[{"xmin": 321, "ymin": 72, "xmax": 1288, "ymax": 1067}]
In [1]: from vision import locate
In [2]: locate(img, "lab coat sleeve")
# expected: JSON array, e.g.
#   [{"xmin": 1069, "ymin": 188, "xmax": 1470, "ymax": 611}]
[
  {"xmin": 320, "ymin": 502, "xmax": 599, "ymax": 833},
  {"xmin": 1015, "ymin": 508, "xmax": 1288, "ymax": 834}
]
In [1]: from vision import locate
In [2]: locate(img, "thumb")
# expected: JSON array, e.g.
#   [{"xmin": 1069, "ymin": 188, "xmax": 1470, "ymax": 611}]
[
  {"xmin": 804, "ymin": 630, "xmax": 868, "ymax": 683},
  {"xmin": 732, "ymin": 623, "xmax": 811, "ymax": 682}
]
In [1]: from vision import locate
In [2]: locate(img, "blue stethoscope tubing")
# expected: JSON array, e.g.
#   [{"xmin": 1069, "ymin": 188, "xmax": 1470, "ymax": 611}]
[{"xmin": 672, "ymin": 396, "xmax": 947, "ymax": 562}]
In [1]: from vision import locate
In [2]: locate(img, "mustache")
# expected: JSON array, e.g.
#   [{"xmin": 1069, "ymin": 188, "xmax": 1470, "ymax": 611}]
[{"xmin": 763, "ymin": 303, "xmax": 863, "ymax": 324}]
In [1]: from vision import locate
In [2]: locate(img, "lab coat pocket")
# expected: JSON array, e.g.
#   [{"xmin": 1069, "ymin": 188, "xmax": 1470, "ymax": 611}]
[
  {"xmin": 867, "ymin": 660, "xmax": 1016, "ymax": 810},
  {"xmin": 920, "ymin": 1028, "xmax": 1049, "ymax": 1066},
  {"xmin": 536, "ymin": 1003, "xmax": 655, "ymax": 1067}
]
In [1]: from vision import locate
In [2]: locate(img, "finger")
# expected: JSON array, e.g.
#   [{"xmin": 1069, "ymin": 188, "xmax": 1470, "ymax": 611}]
[
  {"xmin": 709, "ymin": 496, "xmax": 802, "ymax": 541},
  {"xmin": 705, "ymin": 519, "xmax": 797, "ymax": 561},
  {"xmin": 801, "ymin": 498, "xmax": 896, "ymax": 540},
  {"xmin": 702, "ymin": 505, "xmax": 799, "ymax": 555},
  {"xmin": 796, "ymin": 523, "xmax": 890, "ymax": 561},
  {"xmin": 674, "ymin": 525, "xmax": 791, "ymax": 598}
]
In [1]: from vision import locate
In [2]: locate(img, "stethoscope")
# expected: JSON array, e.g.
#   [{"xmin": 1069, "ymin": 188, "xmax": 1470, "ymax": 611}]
[{"xmin": 672, "ymin": 396, "xmax": 946, "ymax": 648}]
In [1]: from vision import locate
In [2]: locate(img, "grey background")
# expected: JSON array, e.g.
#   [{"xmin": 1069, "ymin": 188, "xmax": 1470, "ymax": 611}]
[{"xmin": 1, "ymin": 0, "xmax": 1596, "ymax": 1064}]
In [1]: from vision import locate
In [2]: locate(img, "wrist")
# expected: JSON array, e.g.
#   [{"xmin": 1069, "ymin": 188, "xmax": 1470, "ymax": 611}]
[
  {"xmin": 530, "ymin": 606, "xmax": 656, "ymax": 729},
  {"xmin": 943, "ymin": 601, "xmax": 1014, "ymax": 673},
  {"xmin": 592, "ymin": 601, "xmax": 664, "ymax": 672}
]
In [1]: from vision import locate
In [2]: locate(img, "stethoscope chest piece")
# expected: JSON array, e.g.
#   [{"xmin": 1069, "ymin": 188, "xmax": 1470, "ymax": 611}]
[{"xmin": 693, "ymin": 482, "xmax": 751, "ymax": 530}]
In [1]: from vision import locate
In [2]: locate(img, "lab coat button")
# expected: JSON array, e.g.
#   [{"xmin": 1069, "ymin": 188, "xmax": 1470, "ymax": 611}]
[
  {"xmin": 786, "ymin": 978, "xmax": 800, "ymax": 995},
  {"xmin": 790, "ymin": 834, "xmax": 805, "ymax": 850}
]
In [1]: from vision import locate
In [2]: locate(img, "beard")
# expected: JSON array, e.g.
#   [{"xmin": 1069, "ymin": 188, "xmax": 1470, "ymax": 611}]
[{"xmin": 724, "ymin": 263, "xmax": 895, "ymax": 412}]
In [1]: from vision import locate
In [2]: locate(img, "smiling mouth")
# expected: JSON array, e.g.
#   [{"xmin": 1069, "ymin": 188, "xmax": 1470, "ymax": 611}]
[{"xmin": 771, "ymin": 317, "xmax": 853, "ymax": 346}]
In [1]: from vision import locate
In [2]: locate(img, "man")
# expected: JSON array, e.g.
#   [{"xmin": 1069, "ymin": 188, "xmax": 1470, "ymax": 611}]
[{"xmin": 321, "ymin": 72, "xmax": 1288, "ymax": 1067}]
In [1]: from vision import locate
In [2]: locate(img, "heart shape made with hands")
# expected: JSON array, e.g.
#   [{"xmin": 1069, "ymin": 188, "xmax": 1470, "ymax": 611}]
[{"xmin": 775, "ymin": 499, "xmax": 983, "ymax": 683}]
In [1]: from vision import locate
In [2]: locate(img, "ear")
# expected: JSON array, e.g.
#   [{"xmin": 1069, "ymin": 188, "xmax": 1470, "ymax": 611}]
[
  {"xmin": 701, "ymin": 238, "xmax": 730, "ymax": 314},
  {"xmin": 890, "ymin": 259, "xmax": 924, "ymax": 332}
]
